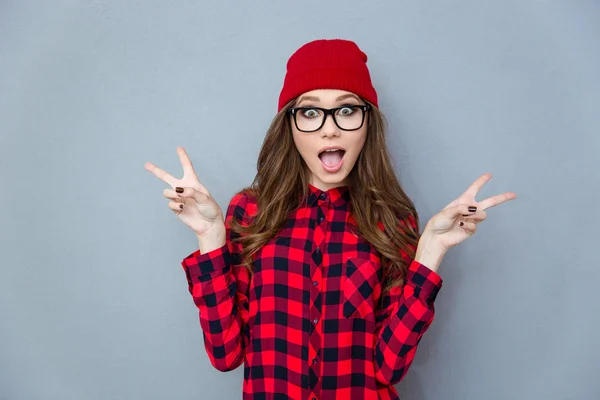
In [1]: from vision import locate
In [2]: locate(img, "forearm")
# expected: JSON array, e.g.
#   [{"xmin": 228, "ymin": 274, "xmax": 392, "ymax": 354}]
[
  {"xmin": 182, "ymin": 243, "xmax": 248, "ymax": 372},
  {"xmin": 373, "ymin": 260, "xmax": 442, "ymax": 385}
]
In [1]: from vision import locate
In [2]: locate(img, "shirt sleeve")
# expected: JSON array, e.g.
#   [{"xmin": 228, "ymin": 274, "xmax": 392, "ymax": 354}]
[
  {"xmin": 181, "ymin": 191, "xmax": 251, "ymax": 372},
  {"xmin": 372, "ymin": 215, "xmax": 443, "ymax": 386}
]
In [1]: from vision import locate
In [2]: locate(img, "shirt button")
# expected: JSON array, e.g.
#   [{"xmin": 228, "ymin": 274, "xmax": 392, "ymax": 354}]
[
  {"xmin": 320, "ymin": 193, "xmax": 326, "ymax": 200},
  {"xmin": 312, "ymin": 358, "xmax": 318, "ymax": 364},
  {"xmin": 315, "ymin": 247, "xmax": 320, "ymax": 253},
  {"xmin": 313, "ymin": 281, "xmax": 318, "ymax": 287},
  {"xmin": 313, "ymin": 318, "xmax": 318, "ymax": 324},
  {"xmin": 318, "ymin": 217, "xmax": 324, "ymax": 223}
]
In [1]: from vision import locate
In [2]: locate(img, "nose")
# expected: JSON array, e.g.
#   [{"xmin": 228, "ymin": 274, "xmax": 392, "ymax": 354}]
[{"xmin": 321, "ymin": 113, "xmax": 340, "ymax": 137}]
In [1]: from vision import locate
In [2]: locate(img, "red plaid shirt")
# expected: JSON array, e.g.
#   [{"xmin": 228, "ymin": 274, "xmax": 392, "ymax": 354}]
[{"xmin": 181, "ymin": 184, "xmax": 443, "ymax": 399}]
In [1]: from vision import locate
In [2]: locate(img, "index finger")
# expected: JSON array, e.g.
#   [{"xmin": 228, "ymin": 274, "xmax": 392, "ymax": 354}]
[
  {"xmin": 144, "ymin": 161, "xmax": 177, "ymax": 187},
  {"xmin": 177, "ymin": 146, "xmax": 197, "ymax": 178},
  {"xmin": 462, "ymin": 172, "xmax": 492, "ymax": 198}
]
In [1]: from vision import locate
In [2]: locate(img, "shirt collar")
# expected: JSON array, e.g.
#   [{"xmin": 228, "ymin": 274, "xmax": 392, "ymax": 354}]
[{"xmin": 306, "ymin": 183, "xmax": 351, "ymax": 207}]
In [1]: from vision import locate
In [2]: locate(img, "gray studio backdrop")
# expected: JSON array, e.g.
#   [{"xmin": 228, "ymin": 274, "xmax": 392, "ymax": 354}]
[{"xmin": 1, "ymin": 1, "xmax": 598, "ymax": 399}]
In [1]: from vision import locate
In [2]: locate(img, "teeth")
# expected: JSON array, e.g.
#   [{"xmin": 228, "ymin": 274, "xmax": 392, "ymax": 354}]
[{"xmin": 324, "ymin": 149, "xmax": 341, "ymax": 152}]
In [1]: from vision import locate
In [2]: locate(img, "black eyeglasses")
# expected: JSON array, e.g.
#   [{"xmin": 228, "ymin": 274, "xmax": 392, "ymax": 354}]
[{"xmin": 288, "ymin": 104, "xmax": 371, "ymax": 133}]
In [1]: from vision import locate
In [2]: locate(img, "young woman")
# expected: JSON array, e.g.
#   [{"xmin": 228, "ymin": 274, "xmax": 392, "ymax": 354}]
[{"xmin": 145, "ymin": 39, "xmax": 516, "ymax": 400}]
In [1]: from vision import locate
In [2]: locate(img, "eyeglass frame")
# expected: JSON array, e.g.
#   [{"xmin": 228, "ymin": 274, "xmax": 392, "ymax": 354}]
[{"xmin": 287, "ymin": 104, "xmax": 371, "ymax": 133}]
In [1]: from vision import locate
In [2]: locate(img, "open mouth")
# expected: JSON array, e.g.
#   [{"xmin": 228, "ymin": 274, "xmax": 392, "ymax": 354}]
[{"xmin": 318, "ymin": 149, "xmax": 346, "ymax": 172}]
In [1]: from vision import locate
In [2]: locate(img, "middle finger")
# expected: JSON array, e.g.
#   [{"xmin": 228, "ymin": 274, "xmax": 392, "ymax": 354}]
[
  {"xmin": 478, "ymin": 192, "xmax": 517, "ymax": 211},
  {"xmin": 145, "ymin": 162, "xmax": 178, "ymax": 187}
]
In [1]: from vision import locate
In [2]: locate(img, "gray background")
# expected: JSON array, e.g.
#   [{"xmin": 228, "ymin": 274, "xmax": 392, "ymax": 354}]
[{"xmin": 1, "ymin": 0, "xmax": 598, "ymax": 399}]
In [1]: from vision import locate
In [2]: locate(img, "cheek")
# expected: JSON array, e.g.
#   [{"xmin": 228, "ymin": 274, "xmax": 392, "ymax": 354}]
[
  {"xmin": 349, "ymin": 131, "xmax": 368, "ymax": 157},
  {"xmin": 291, "ymin": 132, "xmax": 314, "ymax": 161}
]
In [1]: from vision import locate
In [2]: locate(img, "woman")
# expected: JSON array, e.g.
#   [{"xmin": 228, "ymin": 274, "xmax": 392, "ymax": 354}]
[{"xmin": 145, "ymin": 39, "xmax": 516, "ymax": 400}]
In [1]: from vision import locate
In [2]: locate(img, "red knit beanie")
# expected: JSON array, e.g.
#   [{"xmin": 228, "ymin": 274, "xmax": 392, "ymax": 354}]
[{"xmin": 278, "ymin": 39, "xmax": 378, "ymax": 112}]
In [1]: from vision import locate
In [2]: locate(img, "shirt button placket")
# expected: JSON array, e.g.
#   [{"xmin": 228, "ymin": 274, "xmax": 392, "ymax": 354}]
[
  {"xmin": 318, "ymin": 193, "xmax": 327, "ymax": 224},
  {"xmin": 317, "ymin": 206, "xmax": 325, "ymax": 224},
  {"xmin": 309, "ymin": 191, "xmax": 327, "ymax": 397}
]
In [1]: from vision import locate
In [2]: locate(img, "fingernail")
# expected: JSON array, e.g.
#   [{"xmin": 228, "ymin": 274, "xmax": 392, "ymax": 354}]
[
  {"xmin": 459, "ymin": 221, "xmax": 464, "ymax": 226},
  {"xmin": 468, "ymin": 206, "xmax": 477, "ymax": 212},
  {"xmin": 179, "ymin": 204, "xmax": 184, "ymax": 209},
  {"xmin": 175, "ymin": 187, "xmax": 184, "ymax": 193}
]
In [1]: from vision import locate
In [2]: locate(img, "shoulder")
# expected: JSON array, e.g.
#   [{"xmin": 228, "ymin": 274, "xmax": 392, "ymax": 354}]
[{"xmin": 226, "ymin": 188, "xmax": 259, "ymax": 224}]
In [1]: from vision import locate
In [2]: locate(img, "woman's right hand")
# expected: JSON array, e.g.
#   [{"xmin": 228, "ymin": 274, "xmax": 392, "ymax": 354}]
[{"xmin": 144, "ymin": 146, "xmax": 225, "ymax": 237}]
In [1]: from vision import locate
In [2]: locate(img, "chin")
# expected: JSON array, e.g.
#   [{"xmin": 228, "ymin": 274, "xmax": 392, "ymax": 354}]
[
  {"xmin": 311, "ymin": 165, "xmax": 351, "ymax": 185},
  {"xmin": 320, "ymin": 177, "xmax": 348, "ymax": 185}
]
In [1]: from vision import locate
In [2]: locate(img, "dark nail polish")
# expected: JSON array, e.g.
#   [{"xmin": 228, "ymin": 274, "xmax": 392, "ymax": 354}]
[
  {"xmin": 179, "ymin": 204, "xmax": 184, "ymax": 209},
  {"xmin": 462, "ymin": 214, "xmax": 469, "ymax": 217},
  {"xmin": 468, "ymin": 206, "xmax": 477, "ymax": 212},
  {"xmin": 175, "ymin": 187, "xmax": 184, "ymax": 193},
  {"xmin": 459, "ymin": 221, "xmax": 464, "ymax": 226}
]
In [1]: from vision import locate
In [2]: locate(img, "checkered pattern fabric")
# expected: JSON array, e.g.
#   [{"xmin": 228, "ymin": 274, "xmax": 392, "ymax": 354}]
[{"xmin": 182, "ymin": 184, "xmax": 443, "ymax": 399}]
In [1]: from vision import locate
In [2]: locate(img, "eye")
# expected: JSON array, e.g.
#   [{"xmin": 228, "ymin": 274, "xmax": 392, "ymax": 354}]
[
  {"xmin": 337, "ymin": 106, "xmax": 356, "ymax": 116},
  {"xmin": 301, "ymin": 108, "xmax": 321, "ymax": 119}
]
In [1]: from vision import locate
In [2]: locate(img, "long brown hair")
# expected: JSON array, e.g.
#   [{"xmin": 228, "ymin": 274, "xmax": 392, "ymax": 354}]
[{"xmin": 230, "ymin": 98, "xmax": 421, "ymax": 293}]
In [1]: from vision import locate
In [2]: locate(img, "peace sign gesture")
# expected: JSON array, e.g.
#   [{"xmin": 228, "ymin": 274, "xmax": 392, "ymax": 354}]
[
  {"xmin": 423, "ymin": 173, "xmax": 517, "ymax": 251},
  {"xmin": 144, "ymin": 146, "xmax": 225, "ymax": 237}
]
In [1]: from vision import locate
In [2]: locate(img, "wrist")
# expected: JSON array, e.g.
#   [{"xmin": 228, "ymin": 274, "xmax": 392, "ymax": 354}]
[
  {"xmin": 414, "ymin": 232, "xmax": 447, "ymax": 273},
  {"xmin": 197, "ymin": 226, "xmax": 226, "ymax": 254}
]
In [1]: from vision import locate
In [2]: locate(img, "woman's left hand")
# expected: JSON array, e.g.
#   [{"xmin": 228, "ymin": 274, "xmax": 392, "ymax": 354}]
[{"xmin": 422, "ymin": 173, "xmax": 517, "ymax": 252}]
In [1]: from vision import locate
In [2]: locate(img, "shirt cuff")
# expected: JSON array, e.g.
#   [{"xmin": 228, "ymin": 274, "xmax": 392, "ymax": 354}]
[
  {"xmin": 406, "ymin": 259, "xmax": 443, "ymax": 302},
  {"xmin": 181, "ymin": 243, "xmax": 231, "ymax": 285}
]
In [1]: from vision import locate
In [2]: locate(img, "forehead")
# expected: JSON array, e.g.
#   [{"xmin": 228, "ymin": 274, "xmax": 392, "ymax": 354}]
[{"xmin": 297, "ymin": 89, "xmax": 360, "ymax": 104}]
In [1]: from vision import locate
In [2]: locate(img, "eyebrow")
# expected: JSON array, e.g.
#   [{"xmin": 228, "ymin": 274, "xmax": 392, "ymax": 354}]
[{"xmin": 296, "ymin": 93, "xmax": 362, "ymax": 106}]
